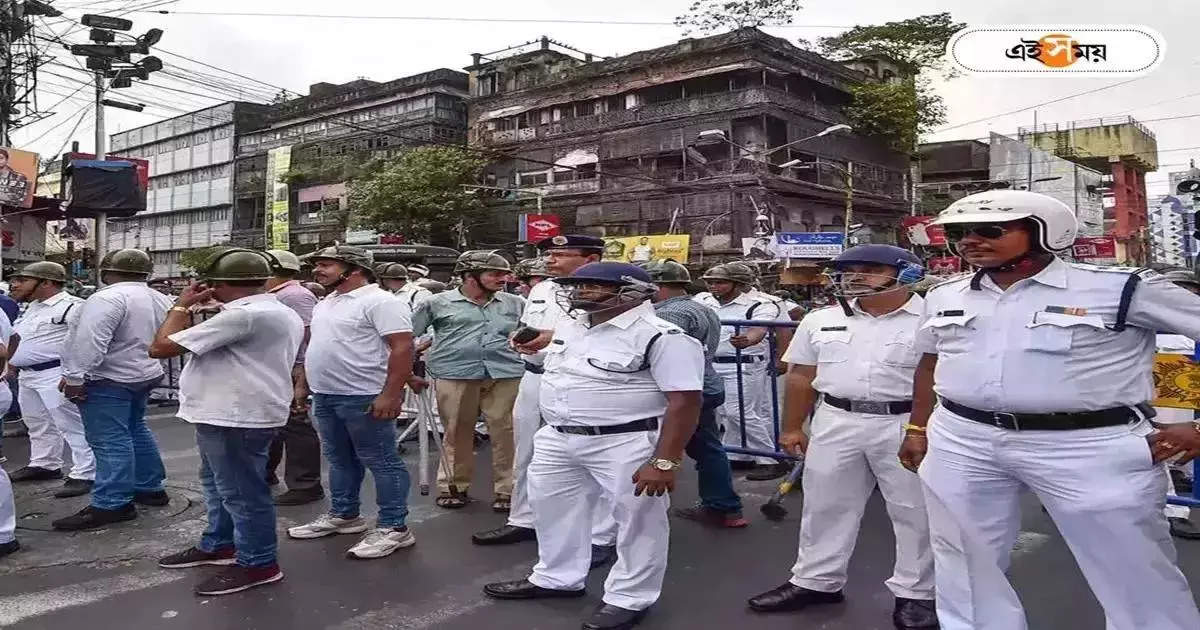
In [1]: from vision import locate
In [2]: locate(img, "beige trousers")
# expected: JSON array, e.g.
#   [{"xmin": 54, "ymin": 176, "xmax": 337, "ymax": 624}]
[{"xmin": 434, "ymin": 377, "xmax": 520, "ymax": 496}]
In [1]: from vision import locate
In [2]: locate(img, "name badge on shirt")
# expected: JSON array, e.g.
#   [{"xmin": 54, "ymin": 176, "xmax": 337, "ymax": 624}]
[
  {"xmin": 936, "ymin": 310, "xmax": 964, "ymax": 317},
  {"xmin": 1045, "ymin": 305, "xmax": 1088, "ymax": 316},
  {"xmin": 532, "ymin": 300, "xmax": 545, "ymax": 304},
  {"xmin": 819, "ymin": 326, "xmax": 847, "ymax": 332}
]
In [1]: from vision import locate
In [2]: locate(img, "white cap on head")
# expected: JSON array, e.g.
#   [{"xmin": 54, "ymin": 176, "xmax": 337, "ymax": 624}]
[
  {"xmin": 934, "ymin": 190, "xmax": 1077, "ymax": 252},
  {"xmin": 408, "ymin": 264, "xmax": 430, "ymax": 278}
]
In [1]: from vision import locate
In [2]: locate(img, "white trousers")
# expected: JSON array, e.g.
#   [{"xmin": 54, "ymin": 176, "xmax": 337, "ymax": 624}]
[
  {"xmin": 527, "ymin": 426, "xmax": 668, "ymax": 610},
  {"xmin": 920, "ymin": 407, "xmax": 1200, "ymax": 630},
  {"xmin": 20, "ymin": 368, "xmax": 95, "ymax": 480},
  {"xmin": 509, "ymin": 370, "xmax": 617, "ymax": 544},
  {"xmin": 0, "ymin": 384, "xmax": 14, "ymax": 544},
  {"xmin": 790, "ymin": 404, "xmax": 934, "ymax": 599},
  {"xmin": 714, "ymin": 359, "xmax": 775, "ymax": 464}
]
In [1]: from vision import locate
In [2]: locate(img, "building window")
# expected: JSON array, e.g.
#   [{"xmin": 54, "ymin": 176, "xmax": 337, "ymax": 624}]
[{"xmin": 517, "ymin": 170, "xmax": 549, "ymax": 186}]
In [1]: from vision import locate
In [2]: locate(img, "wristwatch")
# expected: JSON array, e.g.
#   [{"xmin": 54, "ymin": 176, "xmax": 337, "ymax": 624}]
[{"xmin": 648, "ymin": 457, "xmax": 681, "ymax": 472}]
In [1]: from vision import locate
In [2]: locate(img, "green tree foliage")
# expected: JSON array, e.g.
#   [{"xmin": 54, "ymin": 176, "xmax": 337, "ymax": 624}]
[
  {"xmin": 818, "ymin": 13, "xmax": 963, "ymax": 76},
  {"xmin": 845, "ymin": 79, "xmax": 946, "ymax": 154},
  {"xmin": 178, "ymin": 243, "xmax": 232, "ymax": 272},
  {"xmin": 674, "ymin": 0, "xmax": 804, "ymax": 35},
  {"xmin": 347, "ymin": 146, "xmax": 487, "ymax": 245}
]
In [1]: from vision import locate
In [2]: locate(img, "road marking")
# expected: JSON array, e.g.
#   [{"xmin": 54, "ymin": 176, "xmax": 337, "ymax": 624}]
[
  {"xmin": 327, "ymin": 566, "xmax": 519, "ymax": 630},
  {"xmin": 1012, "ymin": 530, "xmax": 1052, "ymax": 558},
  {"xmin": 0, "ymin": 570, "xmax": 187, "ymax": 626}
]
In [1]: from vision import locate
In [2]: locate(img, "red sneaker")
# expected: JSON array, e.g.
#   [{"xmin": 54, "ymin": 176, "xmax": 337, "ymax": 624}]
[{"xmin": 194, "ymin": 565, "xmax": 283, "ymax": 596}]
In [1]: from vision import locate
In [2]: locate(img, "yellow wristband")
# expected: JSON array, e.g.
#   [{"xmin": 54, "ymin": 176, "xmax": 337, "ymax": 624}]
[
  {"xmin": 169, "ymin": 306, "xmax": 190, "ymax": 315},
  {"xmin": 903, "ymin": 423, "xmax": 927, "ymax": 433}
]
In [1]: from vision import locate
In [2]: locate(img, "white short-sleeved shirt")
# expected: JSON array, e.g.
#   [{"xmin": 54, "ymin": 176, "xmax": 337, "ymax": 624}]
[
  {"xmin": 0, "ymin": 313, "xmax": 13, "ymax": 379},
  {"xmin": 694, "ymin": 291, "xmax": 779, "ymax": 356},
  {"xmin": 11, "ymin": 290, "xmax": 82, "ymax": 367},
  {"xmin": 170, "ymin": 294, "xmax": 304, "ymax": 428},
  {"xmin": 306, "ymin": 284, "xmax": 412, "ymax": 396},
  {"xmin": 519, "ymin": 279, "xmax": 571, "ymax": 366},
  {"xmin": 916, "ymin": 259, "xmax": 1200, "ymax": 413},
  {"xmin": 785, "ymin": 295, "xmax": 924, "ymax": 402},
  {"xmin": 540, "ymin": 301, "xmax": 704, "ymax": 427}
]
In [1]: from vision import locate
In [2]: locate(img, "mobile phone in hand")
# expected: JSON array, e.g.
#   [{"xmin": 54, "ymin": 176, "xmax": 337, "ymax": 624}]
[{"xmin": 512, "ymin": 327, "xmax": 540, "ymax": 344}]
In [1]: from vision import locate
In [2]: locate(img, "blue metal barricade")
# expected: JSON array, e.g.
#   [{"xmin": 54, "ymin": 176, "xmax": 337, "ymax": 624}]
[
  {"xmin": 719, "ymin": 318, "xmax": 800, "ymax": 462},
  {"xmin": 1166, "ymin": 461, "xmax": 1200, "ymax": 508}
]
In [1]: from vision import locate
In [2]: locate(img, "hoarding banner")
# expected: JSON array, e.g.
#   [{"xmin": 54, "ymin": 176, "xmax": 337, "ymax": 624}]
[
  {"xmin": 1072, "ymin": 236, "xmax": 1117, "ymax": 260},
  {"xmin": 520, "ymin": 214, "xmax": 561, "ymax": 242},
  {"xmin": 902, "ymin": 216, "xmax": 947, "ymax": 247},
  {"xmin": 602, "ymin": 234, "xmax": 690, "ymax": 263},
  {"xmin": 63, "ymin": 152, "xmax": 149, "ymax": 194},
  {"xmin": 266, "ymin": 146, "xmax": 292, "ymax": 250},
  {"xmin": 1153, "ymin": 353, "xmax": 1200, "ymax": 410},
  {"xmin": 774, "ymin": 232, "xmax": 844, "ymax": 259},
  {"xmin": 0, "ymin": 146, "xmax": 38, "ymax": 208}
]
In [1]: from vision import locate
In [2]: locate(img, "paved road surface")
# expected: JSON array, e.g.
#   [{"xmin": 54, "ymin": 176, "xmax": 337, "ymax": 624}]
[{"xmin": 3, "ymin": 409, "xmax": 1200, "ymax": 629}]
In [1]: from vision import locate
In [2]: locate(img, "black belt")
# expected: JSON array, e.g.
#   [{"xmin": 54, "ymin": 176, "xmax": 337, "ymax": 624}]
[
  {"xmin": 713, "ymin": 355, "xmax": 766, "ymax": 364},
  {"xmin": 524, "ymin": 363, "xmax": 545, "ymax": 374},
  {"xmin": 19, "ymin": 359, "xmax": 61, "ymax": 372},
  {"xmin": 823, "ymin": 394, "xmax": 912, "ymax": 415},
  {"xmin": 553, "ymin": 418, "xmax": 658, "ymax": 436},
  {"xmin": 942, "ymin": 398, "xmax": 1146, "ymax": 431}
]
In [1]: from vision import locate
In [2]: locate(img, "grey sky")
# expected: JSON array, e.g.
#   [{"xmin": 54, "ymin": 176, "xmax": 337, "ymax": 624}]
[{"xmin": 15, "ymin": 0, "xmax": 1199, "ymax": 194}]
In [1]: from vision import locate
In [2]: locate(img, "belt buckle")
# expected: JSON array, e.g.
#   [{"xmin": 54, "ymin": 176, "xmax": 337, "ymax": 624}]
[
  {"xmin": 992, "ymin": 412, "xmax": 1019, "ymax": 430},
  {"xmin": 853, "ymin": 401, "xmax": 888, "ymax": 415}
]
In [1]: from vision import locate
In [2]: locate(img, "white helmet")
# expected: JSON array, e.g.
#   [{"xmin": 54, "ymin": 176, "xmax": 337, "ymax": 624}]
[{"xmin": 934, "ymin": 190, "xmax": 1077, "ymax": 252}]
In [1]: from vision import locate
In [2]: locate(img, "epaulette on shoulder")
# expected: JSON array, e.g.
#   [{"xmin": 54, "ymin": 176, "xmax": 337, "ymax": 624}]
[
  {"xmin": 1068, "ymin": 262, "xmax": 1160, "ymax": 280},
  {"xmin": 651, "ymin": 319, "xmax": 684, "ymax": 334}
]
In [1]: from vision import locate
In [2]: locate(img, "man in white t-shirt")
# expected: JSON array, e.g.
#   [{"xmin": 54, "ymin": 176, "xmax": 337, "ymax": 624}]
[
  {"xmin": 287, "ymin": 246, "xmax": 419, "ymax": 560},
  {"xmin": 148, "ymin": 249, "xmax": 303, "ymax": 596}
]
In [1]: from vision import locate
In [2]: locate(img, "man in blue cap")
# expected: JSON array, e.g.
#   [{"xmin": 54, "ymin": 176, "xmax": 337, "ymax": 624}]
[
  {"xmin": 483, "ymin": 262, "xmax": 704, "ymax": 630},
  {"xmin": 747, "ymin": 244, "xmax": 937, "ymax": 629}
]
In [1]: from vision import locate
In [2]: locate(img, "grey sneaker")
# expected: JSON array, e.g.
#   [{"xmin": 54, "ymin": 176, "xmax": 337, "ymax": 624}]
[
  {"xmin": 346, "ymin": 527, "xmax": 416, "ymax": 559},
  {"xmin": 287, "ymin": 514, "xmax": 368, "ymax": 539}
]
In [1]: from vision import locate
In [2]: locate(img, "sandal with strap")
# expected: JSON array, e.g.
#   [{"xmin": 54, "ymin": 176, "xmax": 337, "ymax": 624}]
[
  {"xmin": 436, "ymin": 491, "xmax": 469, "ymax": 509},
  {"xmin": 492, "ymin": 494, "xmax": 512, "ymax": 513}
]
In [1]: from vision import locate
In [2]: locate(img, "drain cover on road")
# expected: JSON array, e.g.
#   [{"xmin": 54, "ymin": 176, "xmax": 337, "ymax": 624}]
[{"xmin": 15, "ymin": 485, "xmax": 197, "ymax": 532}]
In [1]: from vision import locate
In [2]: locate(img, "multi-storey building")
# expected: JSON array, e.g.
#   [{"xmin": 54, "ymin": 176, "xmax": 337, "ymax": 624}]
[
  {"xmin": 230, "ymin": 70, "xmax": 469, "ymax": 252},
  {"xmin": 465, "ymin": 30, "xmax": 910, "ymax": 256},
  {"xmin": 106, "ymin": 102, "xmax": 273, "ymax": 279},
  {"xmin": 1148, "ymin": 194, "xmax": 1188, "ymax": 267}
]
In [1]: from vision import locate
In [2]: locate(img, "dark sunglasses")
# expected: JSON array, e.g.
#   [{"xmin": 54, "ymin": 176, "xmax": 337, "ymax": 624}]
[{"xmin": 943, "ymin": 223, "xmax": 1012, "ymax": 241}]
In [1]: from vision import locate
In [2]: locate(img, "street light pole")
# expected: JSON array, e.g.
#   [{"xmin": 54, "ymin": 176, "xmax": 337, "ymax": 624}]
[
  {"xmin": 843, "ymin": 162, "xmax": 854, "ymax": 242},
  {"xmin": 94, "ymin": 71, "xmax": 107, "ymax": 280}
]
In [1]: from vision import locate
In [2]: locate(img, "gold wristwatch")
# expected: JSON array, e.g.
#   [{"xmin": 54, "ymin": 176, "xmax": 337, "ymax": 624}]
[{"xmin": 649, "ymin": 457, "xmax": 681, "ymax": 472}]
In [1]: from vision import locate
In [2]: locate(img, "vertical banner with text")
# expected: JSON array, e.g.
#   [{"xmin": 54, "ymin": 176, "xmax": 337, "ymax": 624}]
[{"xmin": 266, "ymin": 145, "xmax": 292, "ymax": 249}]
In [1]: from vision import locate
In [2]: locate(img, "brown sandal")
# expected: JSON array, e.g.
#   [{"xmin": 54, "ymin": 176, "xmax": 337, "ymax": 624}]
[
  {"xmin": 492, "ymin": 494, "xmax": 512, "ymax": 513},
  {"xmin": 436, "ymin": 490, "xmax": 469, "ymax": 509}
]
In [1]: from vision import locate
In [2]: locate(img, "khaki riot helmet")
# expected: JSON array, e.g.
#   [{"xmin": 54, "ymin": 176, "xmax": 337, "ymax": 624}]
[
  {"xmin": 377, "ymin": 262, "xmax": 410, "ymax": 280},
  {"xmin": 701, "ymin": 263, "xmax": 754, "ymax": 285},
  {"xmin": 724, "ymin": 261, "xmax": 759, "ymax": 285},
  {"xmin": 641, "ymin": 259, "xmax": 690, "ymax": 285},
  {"xmin": 308, "ymin": 245, "xmax": 374, "ymax": 271},
  {"xmin": 201, "ymin": 248, "xmax": 273, "ymax": 282},
  {"xmin": 12, "ymin": 261, "xmax": 67, "ymax": 283},
  {"xmin": 265, "ymin": 249, "xmax": 302, "ymax": 273},
  {"xmin": 453, "ymin": 250, "xmax": 512, "ymax": 274},
  {"xmin": 513, "ymin": 257, "xmax": 550, "ymax": 280},
  {"xmin": 100, "ymin": 248, "xmax": 153, "ymax": 277}
]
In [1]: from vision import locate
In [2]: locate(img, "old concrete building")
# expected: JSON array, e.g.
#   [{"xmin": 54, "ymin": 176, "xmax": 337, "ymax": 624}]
[
  {"xmin": 465, "ymin": 29, "xmax": 910, "ymax": 256},
  {"xmin": 106, "ymin": 102, "xmax": 273, "ymax": 279},
  {"xmin": 231, "ymin": 69, "xmax": 469, "ymax": 252}
]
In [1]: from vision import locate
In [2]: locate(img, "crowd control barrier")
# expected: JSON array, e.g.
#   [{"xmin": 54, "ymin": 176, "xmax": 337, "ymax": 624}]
[{"xmin": 1167, "ymin": 462, "xmax": 1200, "ymax": 508}]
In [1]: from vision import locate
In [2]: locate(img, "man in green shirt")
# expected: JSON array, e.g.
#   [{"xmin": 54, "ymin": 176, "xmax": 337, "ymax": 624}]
[{"xmin": 412, "ymin": 251, "xmax": 525, "ymax": 511}]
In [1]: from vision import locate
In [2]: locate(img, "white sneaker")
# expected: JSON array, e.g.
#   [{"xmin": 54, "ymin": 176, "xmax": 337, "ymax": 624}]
[
  {"xmin": 346, "ymin": 527, "xmax": 416, "ymax": 559},
  {"xmin": 287, "ymin": 514, "xmax": 368, "ymax": 539}
]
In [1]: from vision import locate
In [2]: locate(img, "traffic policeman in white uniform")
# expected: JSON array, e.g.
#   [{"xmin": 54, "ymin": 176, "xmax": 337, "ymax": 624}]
[
  {"xmin": 483, "ymin": 262, "xmax": 704, "ymax": 630},
  {"xmin": 5, "ymin": 262, "xmax": 94, "ymax": 498},
  {"xmin": 1153, "ymin": 268, "xmax": 1200, "ymax": 539},
  {"xmin": 696, "ymin": 263, "xmax": 784, "ymax": 479},
  {"xmin": 472, "ymin": 235, "xmax": 619, "ymax": 570},
  {"xmin": 747, "ymin": 244, "xmax": 936, "ymax": 629},
  {"xmin": 903, "ymin": 190, "xmax": 1200, "ymax": 630},
  {"xmin": 0, "ymin": 312, "xmax": 17, "ymax": 559}
]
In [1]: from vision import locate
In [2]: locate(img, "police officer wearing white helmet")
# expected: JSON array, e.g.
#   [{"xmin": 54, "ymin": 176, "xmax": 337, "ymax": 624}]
[
  {"xmin": 483, "ymin": 262, "xmax": 704, "ymax": 630},
  {"xmin": 749, "ymin": 244, "xmax": 936, "ymax": 629},
  {"xmin": 904, "ymin": 189, "xmax": 1200, "ymax": 629}
]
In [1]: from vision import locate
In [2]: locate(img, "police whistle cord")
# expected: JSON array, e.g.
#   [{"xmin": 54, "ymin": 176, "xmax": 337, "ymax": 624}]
[{"xmin": 760, "ymin": 458, "xmax": 806, "ymax": 522}]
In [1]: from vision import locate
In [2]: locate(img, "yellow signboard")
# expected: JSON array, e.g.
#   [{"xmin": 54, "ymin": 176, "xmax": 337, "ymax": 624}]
[
  {"xmin": 1152, "ymin": 353, "xmax": 1200, "ymax": 410},
  {"xmin": 266, "ymin": 145, "xmax": 292, "ymax": 250},
  {"xmin": 602, "ymin": 234, "xmax": 690, "ymax": 264}
]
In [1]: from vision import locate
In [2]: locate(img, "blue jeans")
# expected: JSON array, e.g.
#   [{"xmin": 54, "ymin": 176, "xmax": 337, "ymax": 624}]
[
  {"xmin": 196, "ymin": 423, "xmax": 279, "ymax": 568},
  {"xmin": 312, "ymin": 393, "xmax": 410, "ymax": 528},
  {"xmin": 78, "ymin": 379, "xmax": 165, "ymax": 510},
  {"xmin": 686, "ymin": 392, "xmax": 742, "ymax": 514}
]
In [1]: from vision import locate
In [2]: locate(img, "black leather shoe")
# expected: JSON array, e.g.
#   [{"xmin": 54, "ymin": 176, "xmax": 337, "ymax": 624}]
[
  {"xmin": 582, "ymin": 603, "xmax": 649, "ymax": 630},
  {"xmin": 482, "ymin": 579, "xmax": 586, "ymax": 600},
  {"xmin": 893, "ymin": 597, "xmax": 938, "ymax": 629},
  {"xmin": 746, "ymin": 463, "xmax": 791, "ymax": 482},
  {"xmin": 0, "ymin": 539, "xmax": 19, "ymax": 559},
  {"xmin": 472, "ymin": 524, "xmax": 537, "ymax": 545},
  {"xmin": 266, "ymin": 472, "xmax": 280, "ymax": 486},
  {"xmin": 53, "ymin": 478, "xmax": 94, "ymax": 498},
  {"xmin": 133, "ymin": 490, "xmax": 170, "ymax": 507},
  {"xmin": 274, "ymin": 489, "xmax": 325, "ymax": 506},
  {"xmin": 9, "ymin": 466, "xmax": 62, "ymax": 482},
  {"xmin": 590, "ymin": 544, "xmax": 616, "ymax": 569},
  {"xmin": 747, "ymin": 582, "xmax": 844, "ymax": 612},
  {"xmin": 51, "ymin": 504, "xmax": 138, "ymax": 531},
  {"xmin": 1170, "ymin": 517, "xmax": 1200, "ymax": 540}
]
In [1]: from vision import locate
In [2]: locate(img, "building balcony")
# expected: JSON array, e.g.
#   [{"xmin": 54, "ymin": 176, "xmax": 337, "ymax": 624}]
[{"xmin": 479, "ymin": 86, "xmax": 846, "ymax": 146}]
